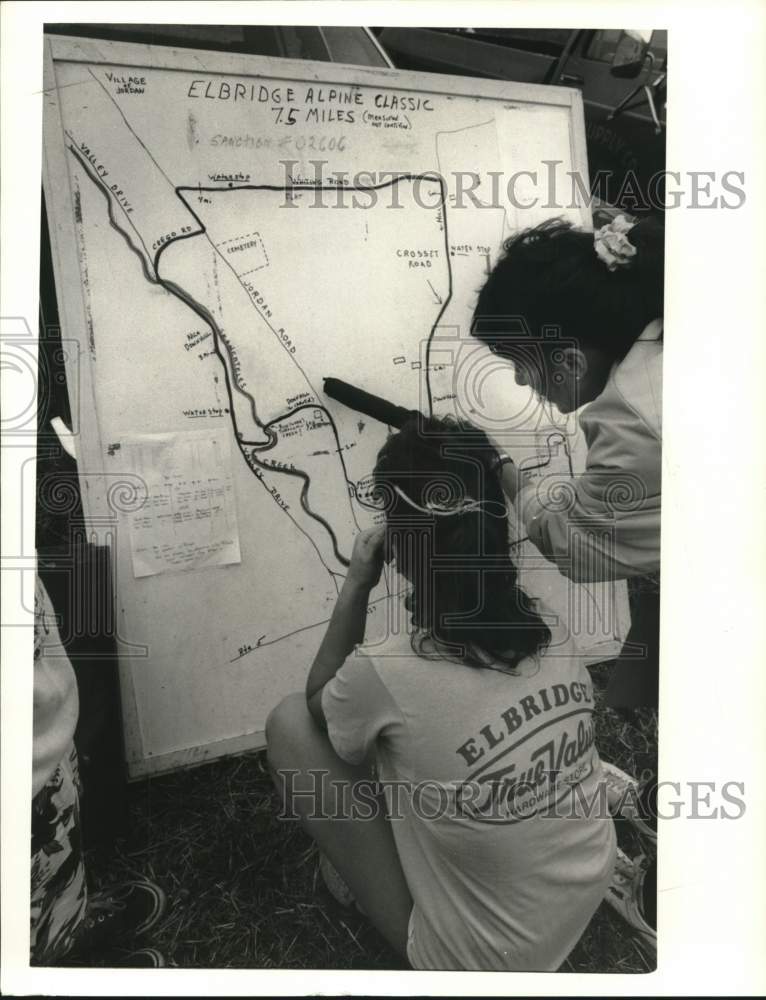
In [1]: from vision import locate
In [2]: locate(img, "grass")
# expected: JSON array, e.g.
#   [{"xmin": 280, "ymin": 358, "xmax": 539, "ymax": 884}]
[
  {"xmin": 80, "ymin": 657, "xmax": 657, "ymax": 973},
  {"xmin": 85, "ymin": 750, "xmax": 403, "ymax": 970}
]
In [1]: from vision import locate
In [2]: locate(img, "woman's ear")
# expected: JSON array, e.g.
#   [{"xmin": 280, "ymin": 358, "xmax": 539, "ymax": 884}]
[
  {"xmin": 547, "ymin": 345, "xmax": 607, "ymax": 412},
  {"xmin": 561, "ymin": 346, "xmax": 588, "ymax": 381}
]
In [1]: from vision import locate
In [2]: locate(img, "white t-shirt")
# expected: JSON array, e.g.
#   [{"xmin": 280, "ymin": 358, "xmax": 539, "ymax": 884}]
[
  {"xmin": 516, "ymin": 319, "xmax": 663, "ymax": 581},
  {"xmin": 322, "ymin": 615, "xmax": 616, "ymax": 971}
]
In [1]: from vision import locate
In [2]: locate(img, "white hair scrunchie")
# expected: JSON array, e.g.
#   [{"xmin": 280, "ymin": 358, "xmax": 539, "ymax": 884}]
[{"xmin": 594, "ymin": 214, "xmax": 638, "ymax": 272}]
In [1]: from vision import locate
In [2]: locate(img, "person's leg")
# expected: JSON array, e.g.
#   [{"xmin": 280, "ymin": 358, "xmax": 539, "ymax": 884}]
[
  {"xmin": 642, "ymin": 857, "xmax": 657, "ymax": 929},
  {"xmin": 639, "ymin": 775, "xmax": 658, "ymax": 929},
  {"xmin": 266, "ymin": 693, "xmax": 413, "ymax": 960},
  {"xmin": 606, "ymin": 575, "xmax": 660, "ymax": 711},
  {"xmin": 31, "ymin": 743, "xmax": 168, "ymax": 967},
  {"xmin": 31, "ymin": 743, "xmax": 88, "ymax": 965}
]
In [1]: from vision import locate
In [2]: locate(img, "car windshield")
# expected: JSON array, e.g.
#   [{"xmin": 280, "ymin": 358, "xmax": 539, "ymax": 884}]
[{"xmin": 43, "ymin": 24, "xmax": 390, "ymax": 67}]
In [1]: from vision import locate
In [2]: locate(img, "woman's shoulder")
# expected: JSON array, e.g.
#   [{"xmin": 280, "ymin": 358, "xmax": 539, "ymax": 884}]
[
  {"xmin": 608, "ymin": 319, "xmax": 663, "ymax": 436},
  {"xmin": 579, "ymin": 332, "xmax": 662, "ymax": 461}
]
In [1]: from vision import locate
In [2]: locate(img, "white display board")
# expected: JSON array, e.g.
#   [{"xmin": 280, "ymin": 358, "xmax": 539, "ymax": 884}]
[{"xmin": 43, "ymin": 35, "xmax": 628, "ymax": 778}]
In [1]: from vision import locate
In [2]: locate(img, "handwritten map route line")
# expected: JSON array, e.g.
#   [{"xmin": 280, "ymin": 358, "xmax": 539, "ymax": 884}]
[
  {"xmin": 228, "ymin": 584, "xmax": 411, "ymax": 663},
  {"xmin": 167, "ymin": 174, "xmax": 454, "ymax": 420},
  {"xmin": 66, "ymin": 143, "xmax": 351, "ymax": 582},
  {"xmin": 67, "ymin": 124, "xmax": 452, "ymax": 588}
]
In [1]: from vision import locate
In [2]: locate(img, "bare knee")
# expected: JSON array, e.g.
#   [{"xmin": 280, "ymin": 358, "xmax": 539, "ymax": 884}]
[{"xmin": 265, "ymin": 691, "xmax": 312, "ymax": 770}]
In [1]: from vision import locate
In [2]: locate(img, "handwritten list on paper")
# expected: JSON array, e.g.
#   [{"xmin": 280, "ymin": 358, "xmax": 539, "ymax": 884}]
[{"xmin": 124, "ymin": 431, "xmax": 241, "ymax": 578}]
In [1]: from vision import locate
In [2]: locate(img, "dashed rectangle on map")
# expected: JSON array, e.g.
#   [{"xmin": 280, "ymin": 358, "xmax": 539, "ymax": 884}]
[{"xmin": 215, "ymin": 230, "xmax": 270, "ymax": 279}]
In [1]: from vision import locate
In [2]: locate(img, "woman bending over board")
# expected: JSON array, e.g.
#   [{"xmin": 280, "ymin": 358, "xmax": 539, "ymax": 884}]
[
  {"xmin": 470, "ymin": 213, "xmax": 664, "ymax": 709},
  {"xmin": 266, "ymin": 417, "xmax": 616, "ymax": 971}
]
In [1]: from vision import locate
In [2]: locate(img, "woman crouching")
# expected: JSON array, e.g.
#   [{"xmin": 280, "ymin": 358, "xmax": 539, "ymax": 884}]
[{"xmin": 266, "ymin": 416, "xmax": 616, "ymax": 971}]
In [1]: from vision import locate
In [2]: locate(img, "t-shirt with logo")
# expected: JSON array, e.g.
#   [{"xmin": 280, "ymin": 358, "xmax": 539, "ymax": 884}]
[{"xmin": 321, "ymin": 614, "xmax": 616, "ymax": 971}]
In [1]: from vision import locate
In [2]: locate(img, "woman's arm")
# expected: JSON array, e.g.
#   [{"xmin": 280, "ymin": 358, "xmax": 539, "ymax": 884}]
[
  {"xmin": 496, "ymin": 456, "xmax": 523, "ymax": 504},
  {"xmin": 306, "ymin": 526, "xmax": 386, "ymax": 726},
  {"xmin": 513, "ymin": 413, "xmax": 661, "ymax": 581}
]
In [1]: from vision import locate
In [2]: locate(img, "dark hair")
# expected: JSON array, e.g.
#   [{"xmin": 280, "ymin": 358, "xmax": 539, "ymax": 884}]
[
  {"xmin": 372, "ymin": 416, "xmax": 550, "ymax": 669},
  {"xmin": 471, "ymin": 216, "xmax": 664, "ymax": 363}
]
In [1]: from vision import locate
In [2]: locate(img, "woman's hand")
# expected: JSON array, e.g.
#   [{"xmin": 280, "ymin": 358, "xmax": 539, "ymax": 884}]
[
  {"xmin": 306, "ymin": 524, "xmax": 386, "ymax": 719},
  {"xmin": 346, "ymin": 525, "xmax": 386, "ymax": 590}
]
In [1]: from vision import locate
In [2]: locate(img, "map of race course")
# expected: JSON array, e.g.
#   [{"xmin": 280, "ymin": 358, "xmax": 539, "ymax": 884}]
[
  {"xmin": 67, "ymin": 134, "xmax": 453, "ymax": 588},
  {"xmin": 49, "ymin": 48, "xmax": 632, "ymax": 777}
]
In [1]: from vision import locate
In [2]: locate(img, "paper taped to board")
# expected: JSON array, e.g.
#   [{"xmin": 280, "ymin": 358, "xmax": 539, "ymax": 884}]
[{"xmin": 124, "ymin": 430, "xmax": 241, "ymax": 578}]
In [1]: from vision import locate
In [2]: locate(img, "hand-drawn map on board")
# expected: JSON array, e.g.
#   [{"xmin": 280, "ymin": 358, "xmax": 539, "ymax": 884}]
[{"xmin": 44, "ymin": 37, "xmax": 629, "ymax": 776}]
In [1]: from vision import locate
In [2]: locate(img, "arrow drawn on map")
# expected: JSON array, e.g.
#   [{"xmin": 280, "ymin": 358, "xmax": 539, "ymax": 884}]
[{"xmin": 426, "ymin": 280, "xmax": 443, "ymax": 305}]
